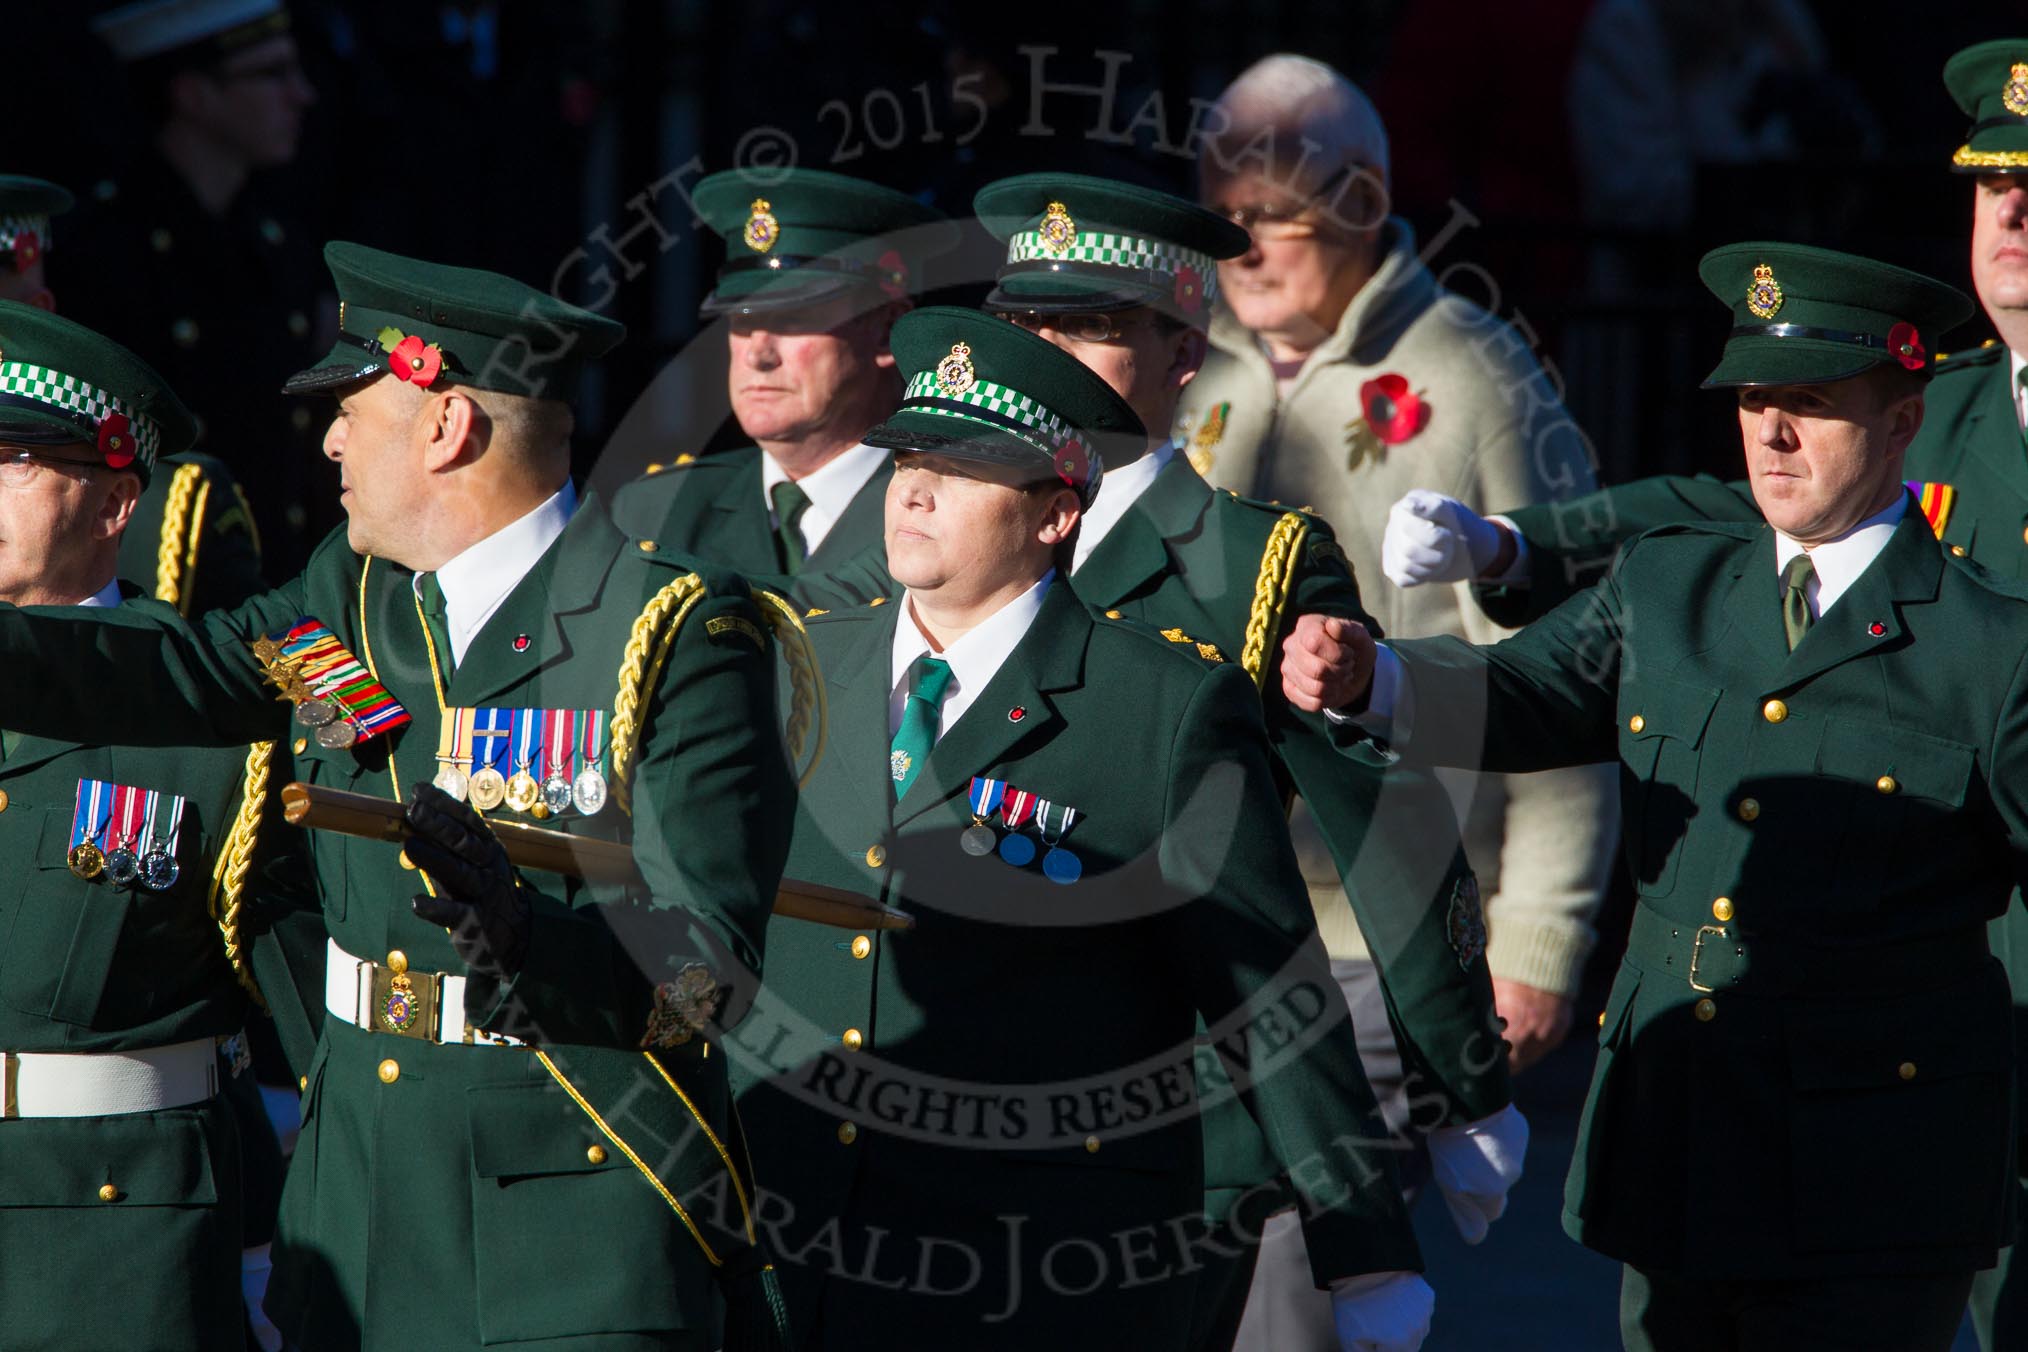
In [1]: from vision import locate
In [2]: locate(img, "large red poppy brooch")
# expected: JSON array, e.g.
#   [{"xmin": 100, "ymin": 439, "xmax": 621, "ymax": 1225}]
[{"xmin": 1344, "ymin": 373, "xmax": 1429, "ymax": 465}]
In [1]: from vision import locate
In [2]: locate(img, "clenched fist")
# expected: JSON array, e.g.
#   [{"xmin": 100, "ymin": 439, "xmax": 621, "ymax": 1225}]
[{"xmin": 1281, "ymin": 612, "xmax": 1377, "ymax": 713}]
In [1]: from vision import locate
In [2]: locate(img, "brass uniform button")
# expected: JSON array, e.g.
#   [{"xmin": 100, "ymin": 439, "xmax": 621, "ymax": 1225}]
[
  {"xmin": 842, "ymin": 1028, "xmax": 864, "ymax": 1051},
  {"xmin": 1694, "ymin": 998, "xmax": 1716, "ymax": 1022},
  {"xmin": 1876, "ymin": 775, "xmax": 1899, "ymax": 795},
  {"xmin": 1597, "ymin": 1011, "xmax": 1606, "ymax": 1028},
  {"xmin": 399, "ymin": 851, "xmax": 417, "ymax": 870},
  {"xmin": 1899, "ymin": 1061, "xmax": 1917, "ymax": 1081},
  {"xmin": 1105, "ymin": 609, "xmax": 1122, "ymax": 619},
  {"xmin": 865, "ymin": 844, "xmax": 887, "ymax": 868},
  {"xmin": 587, "ymin": 1145, "xmax": 609, "ymax": 1165},
  {"xmin": 1627, "ymin": 714, "xmax": 1645, "ymax": 733},
  {"xmin": 850, "ymin": 935, "xmax": 872, "ymax": 960},
  {"xmin": 869, "ymin": 596, "xmax": 887, "ymax": 607},
  {"xmin": 1084, "ymin": 1135, "xmax": 1101, "ymax": 1154},
  {"xmin": 378, "ymin": 1058, "xmax": 400, "ymax": 1084},
  {"xmin": 292, "ymin": 738, "xmax": 308, "ymax": 755},
  {"xmin": 386, "ymin": 951, "xmax": 408, "ymax": 975},
  {"xmin": 298, "ymin": 1076, "xmax": 308, "ymax": 1092},
  {"xmin": 837, "ymin": 1122, "xmax": 858, "ymax": 1145},
  {"xmin": 0, "ymin": 790, "xmax": 11, "ymax": 812},
  {"xmin": 98, "ymin": 1183, "xmax": 119, "ymax": 1203},
  {"xmin": 1761, "ymin": 699, "xmax": 1787, "ymax": 724},
  {"xmin": 1712, "ymin": 896, "xmax": 1734, "ymax": 922},
  {"xmin": 2021, "ymin": 526, "xmax": 2028, "ymax": 547},
  {"xmin": 1737, "ymin": 798, "xmax": 1760, "ymax": 822},
  {"xmin": 644, "ymin": 462, "xmax": 664, "ymax": 475},
  {"xmin": 1952, "ymin": 545, "xmax": 1968, "ymax": 557},
  {"xmin": 638, "ymin": 539, "xmax": 658, "ymax": 553}
]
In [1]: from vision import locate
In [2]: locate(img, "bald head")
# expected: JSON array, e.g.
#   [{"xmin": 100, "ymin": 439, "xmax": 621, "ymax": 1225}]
[{"xmin": 1201, "ymin": 54, "xmax": 1391, "ymax": 213}]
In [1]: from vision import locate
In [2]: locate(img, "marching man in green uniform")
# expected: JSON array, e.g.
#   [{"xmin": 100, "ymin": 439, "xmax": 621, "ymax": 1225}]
[
  {"xmin": 733, "ymin": 307, "xmax": 1436, "ymax": 1351},
  {"xmin": 610, "ymin": 169, "xmax": 955, "ymax": 584},
  {"xmin": 961, "ymin": 172, "xmax": 1525, "ymax": 1347},
  {"xmin": 0, "ymin": 171, "xmax": 263, "ymax": 614},
  {"xmin": 0, "ymin": 301, "xmax": 278, "ymax": 1349},
  {"xmin": 1378, "ymin": 39, "xmax": 2028, "ymax": 1348},
  {"xmin": 0, "ymin": 243, "xmax": 804, "ymax": 1350},
  {"xmin": 1307, "ymin": 244, "xmax": 2017, "ymax": 1350}
]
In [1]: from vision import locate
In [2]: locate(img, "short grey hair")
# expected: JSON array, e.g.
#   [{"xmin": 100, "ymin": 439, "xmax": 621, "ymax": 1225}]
[{"xmin": 1203, "ymin": 54, "xmax": 1391, "ymax": 198}]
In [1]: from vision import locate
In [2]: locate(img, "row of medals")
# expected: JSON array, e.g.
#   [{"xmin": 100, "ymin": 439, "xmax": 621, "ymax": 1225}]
[
  {"xmin": 434, "ymin": 758, "xmax": 608, "ymax": 818},
  {"xmin": 293, "ymin": 691, "xmax": 366, "ymax": 749},
  {"xmin": 68, "ymin": 836, "xmax": 179, "ymax": 889}
]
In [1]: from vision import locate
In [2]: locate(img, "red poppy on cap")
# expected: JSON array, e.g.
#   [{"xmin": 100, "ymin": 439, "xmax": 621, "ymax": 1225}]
[
  {"xmin": 11, "ymin": 231, "xmax": 39, "ymax": 273},
  {"xmin": 389, "ymin": 333, "xmax": 444, "ymax": 388},
  {"xmin": 1173, "ymin": 265, "xmax": 1204, "ymax": 315},
  {"xmin": 876, "ymin": 249, "xmax": 909, "ymax": 302},
  {"xmin": 98, "ymin": 412, "xmax": 134, "ymax": 468},
  {"xmin": 1887, "ymin": 322, "xmax": 1925, "ymax": 372},
  {"xmin": 1055, "ymin": 438, "xmax": 1089, "ymax": 490},
  {"xmin": 1359, "ymin": 373, "xmax": 1429, "ymax": 445}
]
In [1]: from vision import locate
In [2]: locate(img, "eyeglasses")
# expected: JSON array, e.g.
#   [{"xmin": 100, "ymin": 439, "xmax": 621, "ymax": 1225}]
[
  {"xmin": 1000, "ymin": 310, "xmax": 1152, "ymax": 344},
  {"xmin": 0, "ymin": 449, "xmax": 102, "ymax": 489},
  {"xmin": 1216, "ymin": 165, "xmax": 1357, "ymax": 240}
]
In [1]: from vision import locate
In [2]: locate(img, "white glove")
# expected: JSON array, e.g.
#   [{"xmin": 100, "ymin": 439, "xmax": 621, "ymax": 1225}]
[
  {"xmin": 1382, "ymin": 489, "xmax": 1507, "ymax": 589},
  {"xmin": 243, "ymin": 1242, "xmax": 285, "ymax": 1351},
  {"xmin": 1331, "ymin": 1270, "xmax": 1434, "ymax": 1352},
  {"xmin": 1426, "ymin": 1102, "xmax": 1530, "ymax": 1244}
]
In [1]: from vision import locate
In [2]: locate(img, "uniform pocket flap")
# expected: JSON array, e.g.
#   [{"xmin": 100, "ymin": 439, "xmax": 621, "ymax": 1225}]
[
  {"xmin": 1817, "ymin": 722, "xmax": 1975, "ymax": 808},
  {"xmin": 0, "ymin": 1107, "xmax": 218, "ymax": 1207},
  {"xmin": 1785, "ymin": 973, "xmax": 2010, "ymax": 1092},
  {"xmin": 1620, "ymin": 675, "xmax": 1722, "ymax": 747},
  {"xmin": 467, "ymin": 1082, "xmax": 635, "ymax": 1181}
]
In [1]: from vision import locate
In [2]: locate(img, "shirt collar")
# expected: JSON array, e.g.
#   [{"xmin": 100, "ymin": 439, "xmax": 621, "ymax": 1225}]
[
  {"xmin": 761, "ymin": 444, "xmax": 888, "ymax": 553},
  {"xmin": 1773, "ymin": 493, "xmax": 1907, "ymax": 618},
  {"xmin": 78, "ymin": 578, "xmax": 121, "ymax": 608},
  {"xmin": 1073, "ymin": 440, "xmax": 1174, "ymax": 572},
  {"xmin": 889, "ymin": 571, "xmax": 1054, "ymax": 733},
  {"xmin": 2011, "ymin": 348, "xmax": 2027, "ymax": 431},
  {"xmin": 424, "ymin": 479, "xmax": 578, "ymax": 661}
]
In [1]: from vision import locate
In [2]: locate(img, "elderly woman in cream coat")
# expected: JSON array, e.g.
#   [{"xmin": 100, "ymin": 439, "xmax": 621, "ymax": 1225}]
[{"xmin": 1177, "ymin": 54, "xmax": 1620, "ymax": 1349}]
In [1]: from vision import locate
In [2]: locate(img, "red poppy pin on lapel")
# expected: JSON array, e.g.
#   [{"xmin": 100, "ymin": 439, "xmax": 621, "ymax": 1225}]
[{"xmin": 1344, "ymin": 373, "xmax": 1429, "ymax": 467}]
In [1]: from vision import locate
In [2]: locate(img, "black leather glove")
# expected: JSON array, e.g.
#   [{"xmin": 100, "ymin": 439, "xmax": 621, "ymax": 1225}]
[{"xmin": 406, "ymin": 782, "xmax": 530, "ymax": 979}]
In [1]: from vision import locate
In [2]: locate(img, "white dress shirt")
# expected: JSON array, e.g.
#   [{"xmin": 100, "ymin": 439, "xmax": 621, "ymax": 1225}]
[
  {"xmin": 1772, "ymin": 493, "xmax": 1906, "ymax": 620},
  {"xmin": 762, "ymin": 443, "xmax": 887, "ymax": 559},
  {"xmin": 79, "ymin": 579, "xmax": 121, "ymax": 608},
  {"xmin": 888, "ymin": 572, "xmax": 1054, "ymax": 738},
  {"xmin": 1072, "ymin": 441, "xmax": 1174, "ymax": 572},
  {"xmin": 2012, "ymin": 348, "xmax": 2027, "ymax": 431},
  {"xmin": 421, "ymin": 480, "xmax": 577, "ymax": 664}
]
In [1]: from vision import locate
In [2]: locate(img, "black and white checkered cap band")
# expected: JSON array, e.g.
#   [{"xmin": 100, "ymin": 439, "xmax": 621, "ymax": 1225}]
[
  {"xmin": 0, "ymin": 215, "xmax": 48, "ymax": 253},
  {"xmin": 901, "ymin": 370, "xmax": 1078, "ymax": 456},
  {"xmin": 1006, "ymin": 228, "xmax": 1217, "ymax": 302},
  {"xmin": 0, "ymin": 362, "xmax": 158, "ymax": 461}
]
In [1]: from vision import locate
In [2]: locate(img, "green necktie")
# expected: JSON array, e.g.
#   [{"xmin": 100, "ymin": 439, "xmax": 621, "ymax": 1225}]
[
  {"xmin": 1781, "ymin": 552, "xmax": 1815, "ymax": 651},
  {"xmin": 417, "ymin": 571, "xmax": 456, "ymax": 681},
  {"xmin": 771, "ymin": 479, "xmax": 812, "ymax": 575},
  {"xmin": 890, "ymin": 655, "xmax": 954, "ymax": 799}
]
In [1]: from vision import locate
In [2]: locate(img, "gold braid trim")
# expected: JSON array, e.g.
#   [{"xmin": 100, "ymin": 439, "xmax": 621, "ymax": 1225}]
[
  {"xmin": 179, "ymin": 478, "xmax": 212, "ymax": 617},
  {"xmin": 1239, "ymin": 512, "xmax": 1310, "ymax": 690},
  {"xmin": 609, "ymin": 574, "xmax": 709, "ymax": 816},
  {"xmin": 533, "ymin": 1050, "xmax": 723, "ymax": 1266},
  {"xmin": 208, "ymin": 740, "xmax": 276, "ymax": 1010},
  {"xmin": 1953, "ymin": 145, "xmax": 2028, "ymax": 168},
  {"xmin": 153, "ymin": 461, "xmax": 206, "ymax": 613},
  {"xmin": 750, "ymin": 587, "xmax": 827, "ymax": 788}
]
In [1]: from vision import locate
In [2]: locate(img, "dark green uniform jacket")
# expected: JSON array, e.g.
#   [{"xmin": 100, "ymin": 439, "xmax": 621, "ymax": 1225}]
[
  {"xmin": 0, "ymin": 590, "xmax": 267, "ymax": 1351},
  {"xmin": 609, "ymin": 446, "xmax": 891, "ymax": 590},
  {"xmin": 120, "ymin": 452, "xmax": 268, "ymax": 617},
  {"xmin": 0, "ymin": 499, "xmax": 796, "ymax": 1351},
  {"xmin": 1376, "ymin": 510, "xmax": 2025, "ymax": 1279},
  {"xmin": 730, "ymin": 580, "xmax": 1421, "ymax": 1349}
]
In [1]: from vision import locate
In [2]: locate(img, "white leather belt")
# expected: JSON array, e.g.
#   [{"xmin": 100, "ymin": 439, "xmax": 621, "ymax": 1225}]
[
  {"xmin": 0, "ymin": 1038, "xmax": 219, "ymax": 1118},
  {"xmin": 324, "ymin": 938, "xmax": 521, "ymax": 1047}
]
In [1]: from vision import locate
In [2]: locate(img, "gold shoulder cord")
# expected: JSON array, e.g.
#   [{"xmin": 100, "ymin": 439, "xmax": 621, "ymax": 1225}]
[
  {"xmin": 1239, "ymin": 511, "xmax": 1310, "ymax": 689},
  {"xmin": 153, "ymin": 462, "xmax": 207, "ymax": 615},
  {"xmin": 208, "ymin": 739, "xmax": 276, "ymax": 1008}
]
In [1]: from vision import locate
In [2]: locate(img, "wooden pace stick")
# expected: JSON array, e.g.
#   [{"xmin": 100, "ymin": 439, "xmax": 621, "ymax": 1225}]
[{"xmin": 279, "ymin": 782, "xmax": 912, "ymax": 931}]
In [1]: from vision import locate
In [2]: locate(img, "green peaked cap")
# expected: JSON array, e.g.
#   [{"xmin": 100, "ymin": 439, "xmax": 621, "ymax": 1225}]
[
  {"xmin": 865, "ymin": 306, "xmax": 1145, "ymax": 507},
  {"xmin": 284, "ymin": 241, "xmax": 626, "ymax": 402},
  {"xmin": 973, "ymin": 172, "xmax": 1249, "ymax": 322},
  {"xmin": 0, "ymin": 175, "xmax": 72, "ymax": 269},
  {"xmin": 1944, "ymin": 39, "xmax": 2028, "ymax": 172},
  {"xmin": 1697, "ymin": 242, "xmax": 1973, "ymax": 389},
  {"xmin": 693, "ymin": 167, "xmax": 957, "ymax": 317},
  {"xmin": 0, "ymin": 298, "xmax": 197, "ymax": 483}
]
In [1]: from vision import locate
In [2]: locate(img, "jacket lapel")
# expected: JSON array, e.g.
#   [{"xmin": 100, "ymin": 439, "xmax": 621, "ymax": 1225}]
[
  {"xmin": 1775, "ymin": 508, "xmax": 1941, "ymax": 690},
  {"xmin": 823, "ymin": 605, "xmax": 903, "ymax": 825},
  {"xmin": 1716, "ymin": 527, "xmax": 1791, "ymax": 678},
  {"xmin": 449, "ymin": 506, "xmax": 627, "ymax": 708},
  {"xmin": 895, "ymin": 583, "xmax": 1089, "ymax": 828},
  {"xmin": 1071, "ymin": 456, "xmax": 1210, "ymax": 607},
  {"xmin": 805, "ymin": 463, "xmax": 892, "ymax": 575},
  {"xmin": 699, "ymin": 457, "xmax": 779, "ymax": 576}
]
